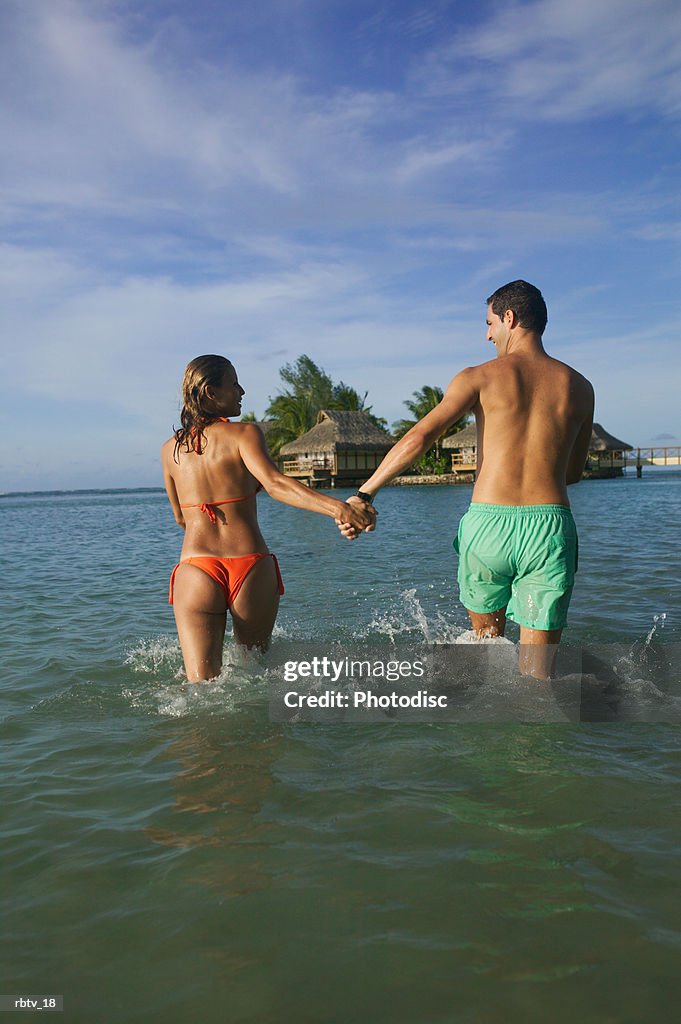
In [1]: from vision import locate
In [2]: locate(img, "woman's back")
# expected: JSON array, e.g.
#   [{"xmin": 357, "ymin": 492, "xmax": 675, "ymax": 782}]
[{"xmin": 162, "ymin": 421, "xmax": 269, "ymax": 558}]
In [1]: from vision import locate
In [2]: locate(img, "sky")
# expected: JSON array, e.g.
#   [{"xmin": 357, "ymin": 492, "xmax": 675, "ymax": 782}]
[{"xmin": 2, "ymin": 0, "xmax": 680, "ymax": 491}]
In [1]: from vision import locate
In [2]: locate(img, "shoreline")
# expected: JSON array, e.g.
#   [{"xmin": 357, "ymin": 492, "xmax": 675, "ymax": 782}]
[{"xmin": 389, "ymin": 473, "xmax": 474, "ymax": 486}]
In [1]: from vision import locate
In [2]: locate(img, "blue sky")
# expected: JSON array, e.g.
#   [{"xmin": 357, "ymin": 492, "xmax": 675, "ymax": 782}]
[{"xmin": 2, "ymin": 0, "xmax": 680, "ymax": 490}]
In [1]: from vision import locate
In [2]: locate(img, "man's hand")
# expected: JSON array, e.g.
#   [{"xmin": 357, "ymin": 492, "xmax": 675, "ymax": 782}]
[{"xmin": 335, "ymin": 495, "xmax": 377, "ymax": 540}]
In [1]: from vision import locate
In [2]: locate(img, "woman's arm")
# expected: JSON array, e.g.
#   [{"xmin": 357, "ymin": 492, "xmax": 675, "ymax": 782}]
[
  {"xmin": 236, "ymin": 424, "xmax": 375, "ymax": 531},
  {"xmin": 161, "ymin": 442, "xmax": 186, "ymax": 529}
]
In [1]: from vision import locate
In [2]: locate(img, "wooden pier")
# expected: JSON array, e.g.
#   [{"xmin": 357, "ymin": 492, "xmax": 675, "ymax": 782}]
[
  {"xmin": 282, "ymin": 457, "xmax": 333, "ymax": 487},
  {"xmin": 588, "ymin": 446, "xmax": 681, "ymax": 477}
]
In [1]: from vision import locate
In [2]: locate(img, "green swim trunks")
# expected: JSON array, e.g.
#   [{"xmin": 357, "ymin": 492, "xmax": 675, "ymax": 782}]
[{"xmin": 453, "ymin": 503, "xmax": 578, "ymax": 631}]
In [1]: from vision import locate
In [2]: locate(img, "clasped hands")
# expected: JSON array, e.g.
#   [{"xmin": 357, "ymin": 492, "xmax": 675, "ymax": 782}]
[{"xmin": 335, "ymin": 495, "xmax": 377, "ymax": 541}]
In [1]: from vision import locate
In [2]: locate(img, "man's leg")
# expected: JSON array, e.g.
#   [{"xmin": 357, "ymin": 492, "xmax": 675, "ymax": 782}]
[
  {"xmin": 456, "ymin": 507, "xmax": 512, "ymax": 642},
  {"xmin": 467, "ymin": 607, "xmax": 507, "ymax": 638},
  {"xmin": 511, "ymin": 507, "xmax": 576, "ymax": 681},
  {"xmin": 518, "ymin": 626, "xmax": 562, "ymax": 680}
]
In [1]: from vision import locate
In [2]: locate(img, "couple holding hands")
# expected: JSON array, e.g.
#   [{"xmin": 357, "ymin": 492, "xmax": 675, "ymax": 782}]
[{"xmin": 162, "ymin": 281, "xmax": 594, "ymax": 682}]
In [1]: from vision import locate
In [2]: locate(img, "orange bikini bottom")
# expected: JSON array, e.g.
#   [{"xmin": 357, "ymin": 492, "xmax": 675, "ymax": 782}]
[{"xmin": 169, "ymin": 553, "xmax": 284, "ymax": 608}]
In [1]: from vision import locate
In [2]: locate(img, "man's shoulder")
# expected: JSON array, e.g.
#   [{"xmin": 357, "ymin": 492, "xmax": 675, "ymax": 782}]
[
  {"xmin": 449, "ymin": 359, "xmax": 497, "ymax": 385},
  {"xmin": 549, "ymin": 356, "xmax": 594, "ymax": 393},
  {"xmin": 456, "ymin": 357, "xmax": 507, "ymax": 386}
]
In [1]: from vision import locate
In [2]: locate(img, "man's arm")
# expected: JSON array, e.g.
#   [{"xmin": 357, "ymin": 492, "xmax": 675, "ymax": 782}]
[
  {"xmin": 357, "ymin": 368, "xmax": 479, "ymax": 498},
  {"xmin": 566, "ymin": 384, "xmax": 595, "ymax": 485}
]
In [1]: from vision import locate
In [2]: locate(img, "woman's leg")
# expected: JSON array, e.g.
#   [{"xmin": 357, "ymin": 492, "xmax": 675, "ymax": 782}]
[
  {"xmin": 172, "ymin": 564, "xmax": 227, "ymax": 682},
  {"xmin": 229, "ymin": 556, "xmax": 281, "ymax": 651}
]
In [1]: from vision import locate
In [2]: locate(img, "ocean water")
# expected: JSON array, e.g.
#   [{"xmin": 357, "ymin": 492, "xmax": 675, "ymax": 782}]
[{"xmin": 2, "ymin": 475, "xmax": 681, "ymax": 1022}]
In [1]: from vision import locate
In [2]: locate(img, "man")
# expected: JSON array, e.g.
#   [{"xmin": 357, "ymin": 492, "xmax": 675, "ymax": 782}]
[{"xmin": 344, "ymin": 280, "xmax": 594, "ymax": 679}]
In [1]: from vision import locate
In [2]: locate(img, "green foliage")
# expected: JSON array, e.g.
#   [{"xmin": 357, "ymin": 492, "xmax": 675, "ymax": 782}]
[
  {"xmin": 393, "ymin": 385, "xmax": 469, "ymax": 475},
  {"xmin": 264, "ymin": 355, "xmax": 385, "ymax": 453},
  {"xmin": 413, "ymin": 451, "xmax": 451, "ymax": 475}
]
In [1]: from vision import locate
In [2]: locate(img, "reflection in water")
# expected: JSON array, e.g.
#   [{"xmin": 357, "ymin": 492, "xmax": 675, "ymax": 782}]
[{"xmin": 145, "ymin": 709, "xmax": 282, "ymax": 898}]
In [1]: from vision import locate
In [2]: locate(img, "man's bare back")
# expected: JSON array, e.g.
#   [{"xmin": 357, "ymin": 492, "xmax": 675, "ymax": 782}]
[{"xmin": 469, "ymin": 350, "xmax": 593, "ymax": 507}]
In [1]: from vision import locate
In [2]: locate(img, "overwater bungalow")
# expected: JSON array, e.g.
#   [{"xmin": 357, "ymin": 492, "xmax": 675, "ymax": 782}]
[
  {"xmin": 442, "ymin": 423, "xmax": 478, "ymax": 480},
  {"xmin": 279, "ymin": 410, "xmax": 393, "ymax": 487},
  {"xmin": 584, "ymin": 423, "xmax": 633, "ymax": 477},
  {"xmin": 442, "ymin": 420, "xmax": 633, "ymax": 480}
]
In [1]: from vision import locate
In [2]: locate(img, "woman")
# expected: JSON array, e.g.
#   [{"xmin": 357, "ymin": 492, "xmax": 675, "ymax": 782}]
[{"xmin": 162, "ymin": 355, "xmax": 374, "ymax": 682}]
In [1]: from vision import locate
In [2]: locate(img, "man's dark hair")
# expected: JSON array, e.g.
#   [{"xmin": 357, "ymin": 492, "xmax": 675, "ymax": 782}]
[{"xmin": 486, "ymin": 280, "xmax": 548, "ymax": 335}]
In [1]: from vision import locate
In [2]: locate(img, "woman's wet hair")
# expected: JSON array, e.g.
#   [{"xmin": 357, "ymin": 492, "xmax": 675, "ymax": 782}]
[
  {"xmin": 173, "ymin": 354, "xmax": 233, "ymax": 460},
  {"xmin": 486, "ymin": 280, "xmax": 548, "ymax": 335}
]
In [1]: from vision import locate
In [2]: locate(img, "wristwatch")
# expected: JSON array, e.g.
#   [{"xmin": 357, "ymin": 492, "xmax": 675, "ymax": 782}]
[{"xmin": 355, "ymin": 490, "xmax": 374, "ymax": 504}]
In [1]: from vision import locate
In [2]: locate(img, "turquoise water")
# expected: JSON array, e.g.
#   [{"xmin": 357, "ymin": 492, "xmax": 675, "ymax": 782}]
[{"xmin": 2, "ymin": 475, "xmax": 681, "ymax": 1022}]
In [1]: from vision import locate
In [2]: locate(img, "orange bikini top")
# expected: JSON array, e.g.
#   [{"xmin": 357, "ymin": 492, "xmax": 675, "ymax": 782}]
[{"xmin": 180, "ymin": 488, "xmax": 261, "ymax": 524}]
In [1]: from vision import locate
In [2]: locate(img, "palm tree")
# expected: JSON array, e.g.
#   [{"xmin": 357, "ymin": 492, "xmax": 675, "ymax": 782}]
[
  {"xmin": 264, "ymin": 393, "xmax": 319, "ymax": 454},
  {"xmin": 264, "ymin": 355, "xmax": 386, "ymax": 453},
  {"xmin": 393, "ymin": 385, "xmax": 469, "ymax": 473}
]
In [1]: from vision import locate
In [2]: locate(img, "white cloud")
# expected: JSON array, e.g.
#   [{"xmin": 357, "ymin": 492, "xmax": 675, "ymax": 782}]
[
  {"xmin": 634, "ymin": 222, "xmax": 681, "ymax": 242},
  {"xmin": 394, "ymin": 136, "xmax": 503, "ymax": 183},
  {"xmin": 419, "ymin": 0, "xmax": 681, "ymax": 122},
  {"xmin": 0, "ymin": 0, "xmax": 492, "ymax": 222}
]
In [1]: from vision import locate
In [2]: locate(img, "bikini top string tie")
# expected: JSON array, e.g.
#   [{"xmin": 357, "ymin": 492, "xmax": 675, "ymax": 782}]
[{"xmin": 198, "ymin": 503, "xmax": 218, "ymax": 525}]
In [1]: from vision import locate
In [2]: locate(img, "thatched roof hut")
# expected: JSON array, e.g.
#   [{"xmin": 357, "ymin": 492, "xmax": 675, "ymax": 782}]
[
  {"xmin": 589, "ymin": 423, "xmax": 632, "ymax": 452},
  {"xmin": 441, "ymin": 422, "xmax": 477, "ymax": 475},
  {"xmin": 279, "ymin": 410, "xmax": 393, "ymax": 485},
  {"xmin": 280, "ymin": 410, "xmax": 393, "ymax": 455},
  {"xmin": 584, "ymin": 423, "xmax": 633, "ymax": 478},
  {"xmin": 441, "ymin": 423, "xmax": 477, "ymax": 450}
]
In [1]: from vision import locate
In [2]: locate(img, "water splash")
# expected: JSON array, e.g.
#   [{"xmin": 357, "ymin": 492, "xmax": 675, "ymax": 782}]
[
  {"xmin": 368, "ymin": 589, "xmax": 426, "ymax": 642},
  {"xmin": 615, "ymin": 612, "xmax": 673, "ymax": 690},
  {"xmin": 124, "ymin": 636, "xmax": 183, "ymax": 676},
  {"xmin": 403, "ymin": 589, "xmax": 433, "ymax": 641},
  {"xmin": 644, "ymin": 612, "xmax": 667, "ymax": 647},
  {"xmin": 367, "ymin": 589, "xmax": 464, "ymax": 644},
  {"xmin": 454, "ymin": 630, "xmax": 515, "ymax": 646},
  {"xmin": 126, "ymin": 643, "xmax": 270, "ymax": 718}
]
